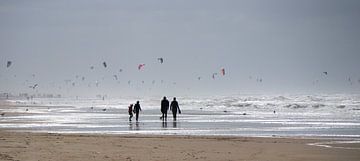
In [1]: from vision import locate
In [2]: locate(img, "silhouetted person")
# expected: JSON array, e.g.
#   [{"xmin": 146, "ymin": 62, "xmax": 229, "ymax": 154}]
[
  {"xmin": 128, "ymin": 104, "xmax": 134, "ymax": 121},
  {"xmin": 170, "ymin": 97, "xmax": 181, "ymax": 120},
  {"xmin": 161, "ymin": 96, "xmax": 169, "ymax": 120},
  {"xmin": 133, "ymin": 101, "xmax": 142, "ymax": 121}
]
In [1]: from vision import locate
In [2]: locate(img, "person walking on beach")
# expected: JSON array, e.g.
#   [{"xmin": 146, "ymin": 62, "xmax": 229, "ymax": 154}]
[
  {"xmin": 161, "ymin": 96, "xmax": 169, "ymax": 121},
  {"xmin": 128, "ymin": 104, "xmax": 134, "ymax": 121},
  {"xmin": 133, "ymin": 101, "xmax": 142, "ymax": 121},
  {"xmin": 170, "ymin": 97, "xmax": 181, "ymax": 121}
]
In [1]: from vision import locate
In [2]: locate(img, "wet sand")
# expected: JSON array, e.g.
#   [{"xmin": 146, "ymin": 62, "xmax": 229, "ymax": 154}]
[{"xmin": 0, "ymin": 130, "xmax": 359, "ymax": 161}]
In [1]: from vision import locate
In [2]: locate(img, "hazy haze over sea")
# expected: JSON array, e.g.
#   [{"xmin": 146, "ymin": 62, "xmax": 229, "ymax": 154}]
[{"xmin": 0, "ymin": 0, "xmax": 360, "ymax": 97}]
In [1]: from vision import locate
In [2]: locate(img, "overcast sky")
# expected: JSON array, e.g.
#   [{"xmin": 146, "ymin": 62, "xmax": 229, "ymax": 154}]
[{"xmin": 1, "ymin": 0, "xmax": 360, "ymax": 97}]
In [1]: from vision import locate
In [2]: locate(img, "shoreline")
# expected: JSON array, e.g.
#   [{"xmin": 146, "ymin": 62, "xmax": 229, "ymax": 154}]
[
  {"xmin": 1, "ymin": 98, "xmax": 360, "ymax": 140},
  {"xmin": 1, "ymin": 130, "xmax": 360, "ymax": 161},
  {"xmin": 1, "ymin": 99, "xmax": 360, "ymax": 160}
]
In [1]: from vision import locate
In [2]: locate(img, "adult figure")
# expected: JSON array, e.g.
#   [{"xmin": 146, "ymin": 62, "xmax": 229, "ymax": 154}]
[
  {"xmin": 161, "ymin": 96, "xmax": 169, "ymax": 121},
  {"xmin": 170, "ymin": 97, "xmax": 181, "ymax": 121},
  {"xmin": 133, "ymin": 101, "xmax": 142, "ymax": 121}
]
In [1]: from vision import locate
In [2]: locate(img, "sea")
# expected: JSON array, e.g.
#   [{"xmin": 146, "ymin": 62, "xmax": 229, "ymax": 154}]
[{"xmin": 1, "ymin": 94, "xmax": 360, "ymax": 139}]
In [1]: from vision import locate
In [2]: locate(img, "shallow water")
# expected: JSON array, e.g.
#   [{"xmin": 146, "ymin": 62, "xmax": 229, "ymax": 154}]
[{"xmin": 1, "ymin": 94, "xmax": 360, "ymax": 138}]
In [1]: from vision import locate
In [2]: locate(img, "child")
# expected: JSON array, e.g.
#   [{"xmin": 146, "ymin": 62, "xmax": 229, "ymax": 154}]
[{"xmin": 128, "ymin": 104, "xmax": 134, "ymax": 121}]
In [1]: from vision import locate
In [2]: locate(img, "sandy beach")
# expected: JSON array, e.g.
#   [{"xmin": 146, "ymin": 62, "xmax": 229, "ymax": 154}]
[
  {"xmin": 0, "ymin": 130, "xmax": 359, "ymax": 161},
  {"xmin": 1, "ymin": 99, "xmax": 360, "ymax": 161}
]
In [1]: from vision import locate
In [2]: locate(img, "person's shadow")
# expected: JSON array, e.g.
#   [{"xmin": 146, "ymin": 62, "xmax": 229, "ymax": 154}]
[
  {"xmin": 129, "ymin": 122, "xmax": 141, "ymax": 130},
  {"xmin": 162, "ymin": 120, "xmax": 167, "ymax": 128},
  {"xmin": 172, "ymin": 121, "xmax": 177, "ymax": 128},
  {"xmin": 135, "ymin": 121, "xmax": 140, "ymax": 130},
  {"xmin": 129, "ymin": 122, "xmax": 134, "ymax": 130}
]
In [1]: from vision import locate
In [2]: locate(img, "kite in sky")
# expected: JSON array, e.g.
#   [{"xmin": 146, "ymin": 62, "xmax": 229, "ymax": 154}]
[
  {"xmin": 103, "ymin": 62, "xmax": 107, "ymax": 68},
  {"xmin": 6, "ymin": 61, "xmax": 12, "ymax": 68},
  {"xmin": 138, "ymin": 64, "xmax": 145, "ymax": 70},
  {"xmin": 157, "ymin": 58, "xmax": 164, "ymax": 64},
  {"xmin": 212, "ymin": 73, "xmax": 218, "ymax": 79},
  {"xmin": 113, "ymin": 75, "xmax": 118, "ymax": 80},
  {"xmin": 29, "ymin": 84, "xmax": 38, "ymax": 89},
  {"xmin": 220, "ymin": 68, "xmax": 225, "ymax": 76}
]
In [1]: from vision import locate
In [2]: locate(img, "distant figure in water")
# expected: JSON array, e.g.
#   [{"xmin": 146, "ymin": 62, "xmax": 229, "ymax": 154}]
[
  {"xmin": 160, "ymin": 96, "xmax": 169, "ymax": 121},
  {"xmin": 128, "ymin": 104, "xmax": 134, "ymax": 121},
  {"xmin": 170, "ymin": 97, "xmax": 181, "ymax": 121},
  {"xmin": 133, "ymin": 101, "xmax": 142, "ymax": 121}
]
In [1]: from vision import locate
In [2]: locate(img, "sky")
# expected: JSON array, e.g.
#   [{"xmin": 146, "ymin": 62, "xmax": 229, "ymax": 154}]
[{"xmin": 1, "ymin": 0, "xmax": 360, "ymax": 97}]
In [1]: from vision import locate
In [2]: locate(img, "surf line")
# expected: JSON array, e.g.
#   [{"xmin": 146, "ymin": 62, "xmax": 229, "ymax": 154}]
[{"xmin": 307, "ymin": 140, "xmax": 360, "ymax": 150}]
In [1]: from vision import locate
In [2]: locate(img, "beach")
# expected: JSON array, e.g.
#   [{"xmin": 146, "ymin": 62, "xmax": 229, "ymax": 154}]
[
  {"xmin": 0, "ymin": 130, "xmax": 359, "ymax": 161},
  {"xmin": 1, "ymin": 96, "xmax": 360, "ymax": 161}
]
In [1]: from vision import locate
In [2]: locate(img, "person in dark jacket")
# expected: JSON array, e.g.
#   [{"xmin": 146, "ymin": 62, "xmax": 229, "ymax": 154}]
[
  {"xmin": 160, "ymin": 96, "xmax": 169, "ymax": 121},
  {"xmin": 128, "ymin": 104, "xmax": 133, "ymax": 121},
  {"xmin": 170, "ymin": 97, "xmax": 181, "ymax": 121},
  {"xmin": 133, "ymin": 101, "xmax": 142, "ymax": 121}
]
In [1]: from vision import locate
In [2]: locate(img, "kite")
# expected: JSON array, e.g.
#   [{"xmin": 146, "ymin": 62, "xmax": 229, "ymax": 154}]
[
  {"xmin": 29, "ymin": 84, "xmax": 38, "ymax": 89},
  {"xmin": 212, "ymin": 73, "xmax": 218, "ymax": 79},
  {"xmin": 128, "ymin": 80, "xmax": 131, "ymax": 85},
  {"xmin": 157, "ymin": 58, "xmax": 164, "ymax": 64},
  {"xmin": 113, "ymin": 75, "xmax": 118, "ymax": 80},
  {"xmin": 103, "ymin": 62, "xmax": 107, "ymax": 68},
  {"xmin": 6, "ymin": 61, "xmax": 12, "ymax": 68},
  {"xmin": 119, "ymin": 69, "xmax": 123, "ymax": 72},
  {"xmin": 82, "ymin": 76, "xmax": 85, "ymax": 81},
  {"xmin": 90, "ymin": 66, "xmax": 94, "ymax": 70},
  {"xmin": 198, "ymin": 77, "xmax": 201, "ymax": 80},
  {"xmin": 323, "ymin": 72, "xmax": 328, "ymax": 75},
  {"xmin": 138, "ymin": 64, "xmax": 145, "ymax": 70},
  {"xmin": 220, "ymin": 68, "xmax": 225, "ymax": 76}
]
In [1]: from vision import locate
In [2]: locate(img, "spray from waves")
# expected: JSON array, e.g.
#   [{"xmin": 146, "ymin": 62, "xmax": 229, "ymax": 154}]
[{"xmin": 2, "ymin": 93, "xmax": 359, "ymax": 137}]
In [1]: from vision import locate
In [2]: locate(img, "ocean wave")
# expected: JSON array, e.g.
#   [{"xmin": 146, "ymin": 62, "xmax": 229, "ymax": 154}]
[
  {"xmin": 227, "ymin": 103, "xmax": 252, "ymax": 108},
  {"xmin": 307, "ymin": 96, "xmax": 324, "ymax": 101},
  {"xmin": 312, "ymin": 104, "xmax": 325, "ymax": 108},
  {"xmin": 273, "ymin": 96, "xmax": 290, "ymax": 101},
  {"xmin": 284, "ymin": 104, "xmax": 307, "ymax": 109},
  {"xmin": 336, "ymin": 105, "xmax": 346, "ymax": 109}
]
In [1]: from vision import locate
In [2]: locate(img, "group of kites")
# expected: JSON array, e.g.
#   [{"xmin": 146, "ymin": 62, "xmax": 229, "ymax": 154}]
[
  {"xmin": 3, "ymin": 58, "xmax": 227, "ymax": 91},
  {"xmin": 97, "ymin": 58, "xmax": 226, "ymax": 82},
  {"xmin": 4, "ymin": 59, "xmax": 360, "ymax": 91}
]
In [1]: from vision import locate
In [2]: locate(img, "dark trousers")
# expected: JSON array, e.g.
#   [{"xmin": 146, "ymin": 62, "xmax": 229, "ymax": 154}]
[
  {"xmin": 129, "ymin": 113, "xmax": 133, "ymax": 121},
  {"xmin": 162, "ymin": 112, "xmax": 167, "ymax": 120},
  {"xmin": 172, "ymin": 112, "xmax": 177, "ymax": 120},
  {"xmin": 135, "ymin": 112, "xmax": 139, "ymax": 121}
]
